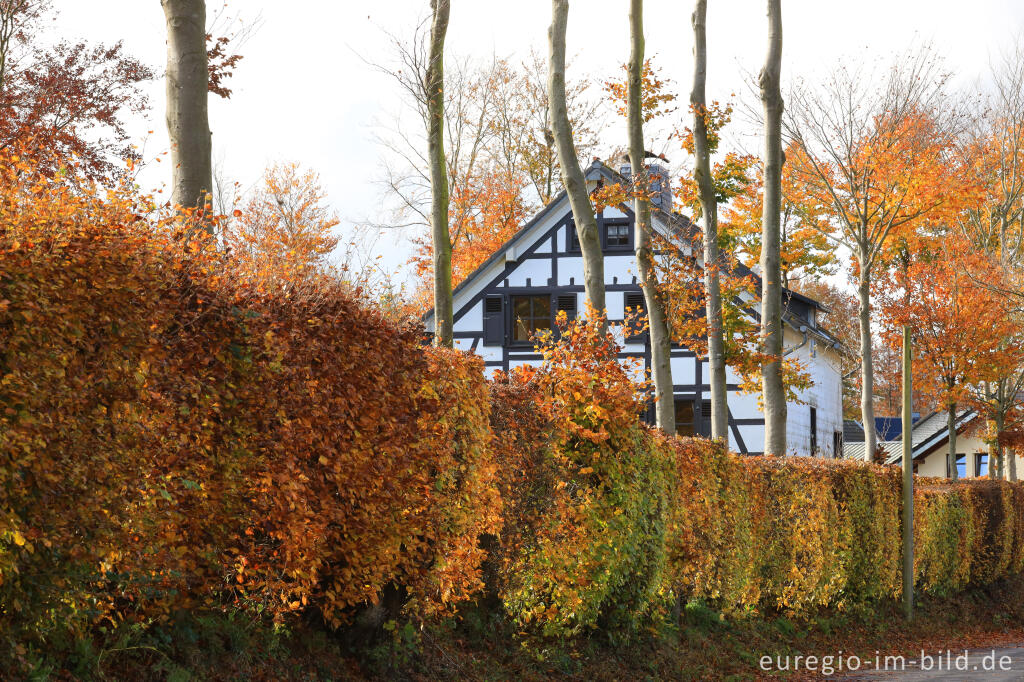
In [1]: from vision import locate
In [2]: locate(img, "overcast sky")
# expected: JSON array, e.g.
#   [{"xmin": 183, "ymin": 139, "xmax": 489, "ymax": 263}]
[{"xmin": 52, "ymin": 0, "xmax": 1024, "ymax": 285}]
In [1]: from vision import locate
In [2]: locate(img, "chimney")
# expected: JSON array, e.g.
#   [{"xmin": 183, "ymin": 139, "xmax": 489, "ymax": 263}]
[
  {"xmin": 647, "ymin": 162, "xmax": 672, "ymax": 213},
  {"xmin": 617, "ymin": 150, "xmax": 672, "ymax": 213}
]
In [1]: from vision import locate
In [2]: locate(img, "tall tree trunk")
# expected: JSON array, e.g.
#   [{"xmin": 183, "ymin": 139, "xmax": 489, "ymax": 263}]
[
  {"xmin": 427, "ymin": 0, "xmax": 453, "ymax": 347},
  {"xmin": 690, "ymin": 0, "xmax": 727, "ymax": 442},
  {"xmin": 628, "ymin": 0, "xmax": 674, "ymax": 434},
  {"xmin": 988, "ymin": 413, "xmax": 1002, "ymax": 478},
  {"xmin": 947, "ymin": 402, "xmax": 958, "ymax": 481},
  {"xmin": 996, "ymin": 412, "xmax": 1007, "ymax": 479},
  {"xmin": 549, "ymin": 0, "xmax": 606, "ymax": 320},
  {"xmin": 1009, "ymin": 448, "xmax": 1018, "ymax": 482},
  {"xmin": 901, "ymin": 325, "xmax": 913, "ymax": 622},
  {"xmin": 857, "ymin": 266, "xmax": 877, "ymax": 460},
  {"xmin": 161, "ymin": 0, "xmax": 212, "ymax": 230},
  {"xmin": 759, "ymin": 0, "xmax": 786, "ymax": 455}
]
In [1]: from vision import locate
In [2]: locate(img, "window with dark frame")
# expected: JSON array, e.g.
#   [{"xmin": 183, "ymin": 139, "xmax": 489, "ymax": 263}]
[
  {"xmin": 568, "ymin": 220, "xmax": 631, "ymax": 250},
  {"xmin": 605, "ymin": 221, "xmax": 630, "ymax": 248},
  {"xmin": 568, "ymin": 223, "xmax": 580, "ymax": 251},
  {"xmin": 512, "ymin": 295, "xmax": 551, "ymax": 343},
  {"xmin": 833, "ymin": 431, "xmax": 843, "ymax": 459},
  {"xmin": 976, "ymin": 453, "xmax": 989, "ymax": 477}
]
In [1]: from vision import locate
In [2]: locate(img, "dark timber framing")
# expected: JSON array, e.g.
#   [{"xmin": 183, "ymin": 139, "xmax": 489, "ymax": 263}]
[{"xmin": 426, "ymin": 162, "xmax": 836, "ymax": 457}]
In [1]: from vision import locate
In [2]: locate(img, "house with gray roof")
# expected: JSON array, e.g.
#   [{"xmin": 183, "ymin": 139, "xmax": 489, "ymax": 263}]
[{"xmin": 423, "ymin": 159, "xmax": 845, "ymax": 456}]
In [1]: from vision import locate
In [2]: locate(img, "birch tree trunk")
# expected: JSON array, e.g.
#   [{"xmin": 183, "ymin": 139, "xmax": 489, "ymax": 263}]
[
  {"xmin": 427, "ymin": 0, "xmax": 453, "ymax": 347},
  {"xmin": 759, "ymin": 0, "xmax": 786, "ymax": 455},
  {"xmin": 628, "ymin": 0, "xmax": 674, "ymax": 434},
  {"xmin": 161, "ymin": 0, "xmax": 212, "ymax": 229},
  {"xmin": 947, "ymin": 402, "xmax": 958, "ymax": 481},
  {"xmin": 857, "ymin": 266, "xmax": 877, "ymax": 460},
  {"xmin": 690, "ymin": 0, "xmax": 727, "ymax": 442},
  {"xmin": 549, "ymin": 0, "xmax": 606, "ymax": 319}
]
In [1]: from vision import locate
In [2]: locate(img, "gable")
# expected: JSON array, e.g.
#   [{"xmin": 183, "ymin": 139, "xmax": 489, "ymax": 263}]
[
  {"xmin": 425, "ymin": 161, "xmax": 835, "ymax": 346},
  {"xmin": 423, "ymin": 192, "xmax": 572, "ymax": 331}
]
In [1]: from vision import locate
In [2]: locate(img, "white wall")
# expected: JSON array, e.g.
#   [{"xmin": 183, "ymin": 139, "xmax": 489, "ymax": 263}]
[
  {"xmin": 916, "ymin": 433, "xmax": 1022, "ymax": 478},
  {"xmin": 783, "ymin": 327, "xmax": 844, "ymax": 457}
]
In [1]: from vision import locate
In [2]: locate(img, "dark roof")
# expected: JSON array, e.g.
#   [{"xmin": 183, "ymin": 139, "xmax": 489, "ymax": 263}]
[
  {"xmin": 874, "ymin": 413, "xmax": 923, "ymax": 441},
  {"xmin": 875, "ymin": 417, "xmax": 904, "ymax": 441},
  {"xmin": 843, "ymin": 420, "xmax": 865, "ymax": 443}
]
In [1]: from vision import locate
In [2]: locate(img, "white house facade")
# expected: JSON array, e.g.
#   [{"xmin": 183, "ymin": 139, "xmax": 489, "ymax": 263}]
[{"xmin": 424, "ymin": 161, "xmax": 844, "ymax": 456}]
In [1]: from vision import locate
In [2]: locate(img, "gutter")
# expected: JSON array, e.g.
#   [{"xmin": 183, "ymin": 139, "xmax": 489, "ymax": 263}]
[{"xmin": 784, "ymin": 324, "xmax": 809, "ymax": 357}]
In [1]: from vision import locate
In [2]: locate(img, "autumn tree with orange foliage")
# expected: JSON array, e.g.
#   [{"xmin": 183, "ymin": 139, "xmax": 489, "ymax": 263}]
[
  {"xmin": 410, "ymin": 166, "xmax": 529, "ymax": 295},
  {"xmin": 954, "ymin": 44, "xmax": 1024, "ymax": 480},
  {"xmin": 721, "ymin": 155, "xmax": 835, "ymax": 290},
  {"xmin": 225, "ymin": 162, "xmax": 340, "ymax": 282},
  {"xmin": 877, "ymin": 243, "xmax": 1019, "ymax": 480},
  {"xmin": 783, "ymin": 48, "xmax": 968, "ymax": 459}
]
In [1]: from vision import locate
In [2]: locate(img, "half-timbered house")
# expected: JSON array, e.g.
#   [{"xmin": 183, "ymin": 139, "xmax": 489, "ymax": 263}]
[{"xmin": 424, "ymin": 160, "xmax": 844, "ymax": 456}]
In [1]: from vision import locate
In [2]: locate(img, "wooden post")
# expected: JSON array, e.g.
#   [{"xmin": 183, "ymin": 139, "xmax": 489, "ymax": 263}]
[{"xmin": 902, "ymin": 325, "xmax": 914, "ymax": 621}]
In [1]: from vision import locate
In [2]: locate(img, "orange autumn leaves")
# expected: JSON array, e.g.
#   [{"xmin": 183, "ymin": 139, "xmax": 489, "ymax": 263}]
[
  {"xmin": 410, "ymin": 167, "xmax": 530, "ymax": 307},
  {"xmin": 876, "ymin": 243, "xmax": 1022, "ymax": 416},
  {"xmin": 224, "ymin": 161, "xmax": 341, "ymax": 283},
  {"xmin": 0, "ymin": 152, "xmax": 499, "ymax": 640}
]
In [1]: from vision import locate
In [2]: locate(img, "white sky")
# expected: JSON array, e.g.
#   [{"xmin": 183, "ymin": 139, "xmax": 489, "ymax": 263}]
[{"xmin": 52, "ymin": 0, "xmax": 1024, "ymax": 287}]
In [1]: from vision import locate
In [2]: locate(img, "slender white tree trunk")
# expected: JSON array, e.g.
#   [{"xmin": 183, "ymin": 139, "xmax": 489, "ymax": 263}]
[
  {"xmin": 759, "ymin": 0, "xmax": 786, "ymax": 455},
  {"xmin": 162, "ymin": 0, "xmax": 212, "ymax": 230},
  {"xmin": 628, "ymin": 0, "xmax": 674, "ymax": 434},
  {"xmin": 427, "ymin": 0, "xmax": 453, "ymax": 347},
  {"xmin": 549, "ymin": 0, "xmax": 606, "ymax": 320},
  {"xmin": 690, "ymin": 0, "xmax": 727, "ymax": 442},
  {"xmin": 857, "ymin": 266, "xmax": 877, "ymax": 460}
]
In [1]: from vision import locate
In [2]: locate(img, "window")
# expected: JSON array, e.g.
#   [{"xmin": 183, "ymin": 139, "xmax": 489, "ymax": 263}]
[
  {"xmin": 605, "ymin": 222, "xmax": 630, "ymax": 248},
  {"xmin": 810, "ymin": 407, "xmax": 818, "ymax": 455},
  {"xmin": 976, "ymin": 453, "xmax": 989, "ymax": 477},
  {"xmin": 833, "ymin": 431, "xmax": 843, "ymax": 459},
  {"xmin": 512, "ymin": 295, "xmax": 551, "ymax": 343},
  {"xmin": 675, "ymin": 400, "xmax": 696, "ymax": 437},
  {"xmin": 570, "ymin": 220, "xmax": 630, "ymax": 250},
  {"xmin": 568, "ymin": 224, "xmax": 580, "ymax": 251},
  {"xmin": 947, "ymin": 454, "xmax": 967, "ymax": 478}
]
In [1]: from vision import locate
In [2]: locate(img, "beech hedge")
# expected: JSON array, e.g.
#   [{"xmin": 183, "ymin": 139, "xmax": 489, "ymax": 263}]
[{"xmin": 3, "ymin": 167, "xmax": 1024, "ymax": 657}]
